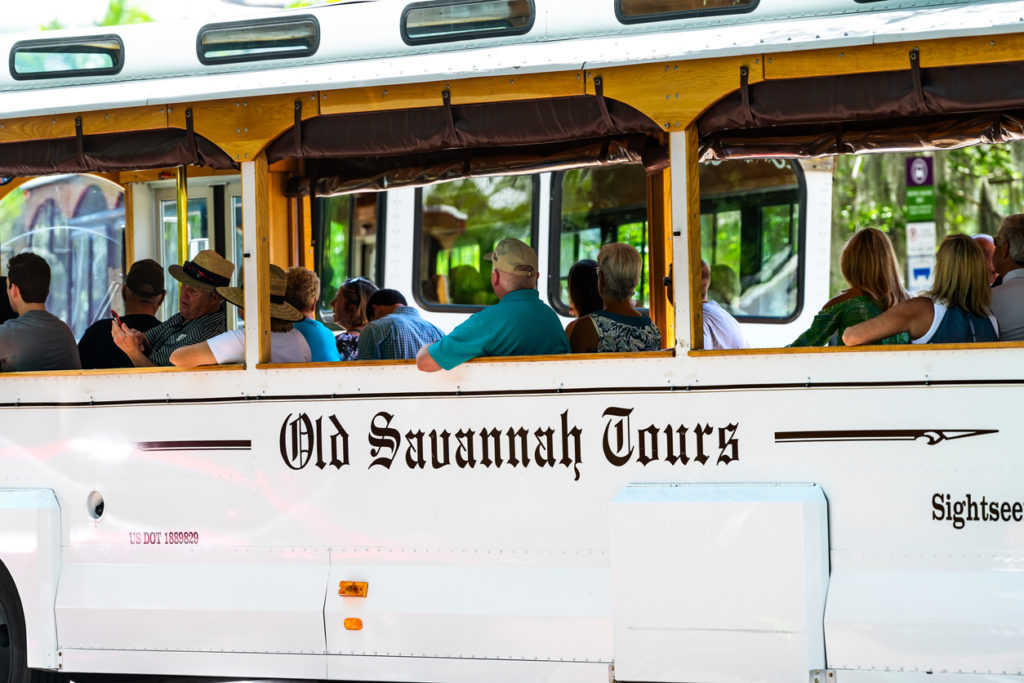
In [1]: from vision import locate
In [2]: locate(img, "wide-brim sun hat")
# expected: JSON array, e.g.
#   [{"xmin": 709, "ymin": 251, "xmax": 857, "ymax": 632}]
[
  {"xmin": 168, "ymin": 250, "xmax": 234, "ymax": 293},
  {"xmin": 216, "ymin": 264, "xmax": 302, "ymax": 322}
]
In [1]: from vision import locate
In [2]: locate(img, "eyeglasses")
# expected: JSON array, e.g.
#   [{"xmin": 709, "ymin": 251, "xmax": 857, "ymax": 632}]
[{"xmin": 343, "ymin": 276, "xmax": 372, "ymax": 286}]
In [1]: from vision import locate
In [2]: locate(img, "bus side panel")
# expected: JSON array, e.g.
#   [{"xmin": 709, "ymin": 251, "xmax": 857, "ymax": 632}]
[
  {"xmin": 0, "ymin": 489, "xmax": 60, "ymax": 671},
  {"xmin": 609, "ymin": 483, "xmax": 829, "ymax": 683}
]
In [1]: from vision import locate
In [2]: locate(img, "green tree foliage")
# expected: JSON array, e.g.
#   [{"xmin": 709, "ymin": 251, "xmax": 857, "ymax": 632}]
[
  {"xmin": 97, "ymin": 0, "xmax": 154, "ymax": 27},
  {"xmin": 830, "ymin": 143, "xmax": 1024, "ymax": 296},
  {"xmin": 40, "ymin": 0, "xmax": 152, "ymax": 30}
]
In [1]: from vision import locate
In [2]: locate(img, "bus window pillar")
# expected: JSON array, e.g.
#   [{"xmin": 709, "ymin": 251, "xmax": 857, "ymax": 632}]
[
  {"xmin": 669, "ymin": 127, "xmax": 702, "ymax": 351},
  {"xmin": 241, "ymin": 154, "xmax": 272, "ymax": 367}
]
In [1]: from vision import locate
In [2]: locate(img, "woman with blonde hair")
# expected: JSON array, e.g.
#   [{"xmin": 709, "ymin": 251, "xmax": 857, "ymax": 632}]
[
  {"xmin": 843, "ymin": 233, "xmax": 998, "ymax": 345},
  {"xmin": 568, "ymin": 243, "xmax": 661, "ymax": 353},
  {"xmin": 790, "ymin": 227, "xmax": 909, "ymax": 346}
]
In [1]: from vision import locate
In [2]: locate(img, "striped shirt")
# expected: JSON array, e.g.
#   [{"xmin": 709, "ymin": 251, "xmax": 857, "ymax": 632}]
[{"xmin": 145, "ymin": 309, "xmax": 227, "ymax": 366}]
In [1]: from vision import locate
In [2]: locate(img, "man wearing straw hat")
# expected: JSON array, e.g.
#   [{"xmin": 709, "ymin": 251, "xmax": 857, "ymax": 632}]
[
  {"xmin": 169, "ymin": 265, "xmax": 310, "ymax": 367},
  {"xmin": 113, "ymin": 249, "xmax": 233, "ymax": 367}
]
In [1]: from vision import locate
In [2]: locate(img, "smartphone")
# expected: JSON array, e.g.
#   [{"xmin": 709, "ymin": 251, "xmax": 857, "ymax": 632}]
[{"xmin": 111, "ymin": 309, "xmax": 123, "ymax": 327}]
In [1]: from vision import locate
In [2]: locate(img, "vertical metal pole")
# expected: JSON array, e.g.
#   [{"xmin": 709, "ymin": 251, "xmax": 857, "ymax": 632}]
[{"xmin": 176, "ymin": 166, "xmax": 188, "ymax": 264}]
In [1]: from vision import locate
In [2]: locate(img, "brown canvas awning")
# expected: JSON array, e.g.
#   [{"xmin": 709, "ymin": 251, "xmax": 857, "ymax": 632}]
[
  {"xmin": 698, "ymin": 57, "xmax": 1024, "ymax": 159},
  {"xmin": 0, "ymin": 127, "xmax": 238, "ymax": 177},
  {"xmin": 268, "ymin": 91, "xmax": 666, "ymax": 194}
]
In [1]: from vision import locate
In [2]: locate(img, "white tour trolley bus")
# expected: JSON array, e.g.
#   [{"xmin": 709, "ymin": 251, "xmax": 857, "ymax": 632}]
[{"xmin": 0, "ymin": 0, "xmax": 1021, "ymax": 681}]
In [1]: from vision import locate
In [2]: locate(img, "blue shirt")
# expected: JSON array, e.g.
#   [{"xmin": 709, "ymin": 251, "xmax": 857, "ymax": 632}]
[
  {"xmin": 357, "ymin": 305, "xmax": 443, "ymax": 360},
  {"xmin": 294, "ymin": 318, "xmax": 342, "ymax": 362},
  {"xmin": 428, "ymin": 288, "xmax": 570, "ymax": 370}
]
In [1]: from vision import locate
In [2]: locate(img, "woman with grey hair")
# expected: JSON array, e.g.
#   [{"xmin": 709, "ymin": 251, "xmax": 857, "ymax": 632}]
[{"xmin": 568, "ymin": 243, "xmax": 661, "ymax": 353}]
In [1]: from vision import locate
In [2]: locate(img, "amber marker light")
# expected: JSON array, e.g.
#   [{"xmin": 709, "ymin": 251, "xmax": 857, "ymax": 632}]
[
  {"xmin": 344, "ymin": 618, "xmax": 363, "ymax": 631},
  {"xmin": 338, "ymin": 581, "xmax": 368, "ymax": 598}
]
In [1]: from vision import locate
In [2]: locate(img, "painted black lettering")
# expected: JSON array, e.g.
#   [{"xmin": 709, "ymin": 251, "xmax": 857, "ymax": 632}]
[
  {"xmin": 693, "ymin": 423, "xmax": 713, "ymax": 465},
  {"xmin": 717, "ymin": 423, "xmax": 739, "ymax": 465},
  {"xmin": 534, "ymin": 427, "xmax": 555, "ymax": 467},
  {"xmin": 405, "ymin": 430, "xmax": 426, "ymax": 469},
  {"xmin": 602, "ymin": 407, "xmax": 634, "ymax": 467},
  {"xmin": 664, "ymin": 424, "xmax": 689, "ymax": 465},
  {"xmin": 637, "ymin": 424, "xmax": 659, "ymax": 466},
  {"xmin": 367, "ymin": 412, "xmax": 400, "ymax": 469},
  {"xmin": 455, "ymin": 429, "xmax": 475, "ymax": 468},
  {"xmin": 560, "ymin": 411, "xmax": 582, "ymax": 482},
  {"xmin": 506, "ymin": 427, "xmax": 528, "ymax": 468}
]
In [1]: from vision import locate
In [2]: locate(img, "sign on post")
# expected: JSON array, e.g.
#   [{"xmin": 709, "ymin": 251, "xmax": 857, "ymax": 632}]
[{"xmin": 905, "ymin": 156, "xmax": 936, "ymax": 292}]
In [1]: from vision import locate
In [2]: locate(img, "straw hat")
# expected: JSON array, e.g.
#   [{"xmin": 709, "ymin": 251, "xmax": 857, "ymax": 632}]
[
  {"xmin": 168, "ymin": 250, "xmax": 234, "ymax": 293},
  {"xmin": 215, "ymin": 264, "xmax": 302, "ymax": 322}
]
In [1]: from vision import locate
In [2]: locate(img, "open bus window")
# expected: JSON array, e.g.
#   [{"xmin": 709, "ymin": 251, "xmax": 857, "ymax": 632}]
[
  {"xmin": 315, "ymin": 193, "xmax": 382, "ymax": 324},
  {"xmin": 616, "ymin": 0, "xmax": 757, "ymax": 23},
  {"xmin": 700, "ymin": 159, "xmax": 803, "ymax": 322},
  {"xmin": 197, "ymin": 16, "xmax": 320, "ymax": 65},
  {"xmin": 414, "ymin": 175, "xmax": 536, "ymax": 310},
  {"xmin": 10, "ymin": 36, "xmax": 124, "ymax": 80},
  {"xmin": 0, "ymin": 175, "xmax": 124, "ymax": 339},
  {"xmin": 550, "ymin": 165, "xmax": 650, "ymax": 315},
  {"xmin": 401, "ymin": 0, "xmax": 534, "ymax": 45}
]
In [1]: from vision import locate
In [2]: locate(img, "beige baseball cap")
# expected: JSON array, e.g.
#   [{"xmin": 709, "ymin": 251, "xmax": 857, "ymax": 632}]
[{"xmin": 486, "ymin": 238, "xmax": 537, "ymax": 275}]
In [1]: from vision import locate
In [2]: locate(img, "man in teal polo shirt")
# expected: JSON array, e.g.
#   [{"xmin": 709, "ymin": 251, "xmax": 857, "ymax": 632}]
[{"xmin": 416, "ymin": 238, "xmax": 570, "ymax": 372}]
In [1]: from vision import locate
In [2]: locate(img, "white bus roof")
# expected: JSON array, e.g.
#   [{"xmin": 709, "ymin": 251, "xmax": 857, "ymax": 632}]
[{"xmin": 0, "ymin": 0, "xmax": 1018, "ymax": 119}]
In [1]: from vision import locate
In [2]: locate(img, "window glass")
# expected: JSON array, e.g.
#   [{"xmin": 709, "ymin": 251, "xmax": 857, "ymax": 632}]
[
  {"xmin": 554, "ymin": 165, "xmax": 650, "ymax": 313},
  {"xmin": 11, "ymin": 36, "xmax": 123, "ymax": 80},
  {"xmin": 416, "ymin": 175, "xmax": 534, "ymax": 308},
  {"xmin": 402, "ymin": 0, "xmax": 533, "ymax": 44},
  {"xmin": 617, "ymin": 0, "xmax": 756, "ymax": 22},
  {"xmin": 699, "ymin": 159, "xmax": 802, "ymax": 320},
  {"xmin": 315, "ymin": 193, "xmax": 379, "ymax": 322},
  {"xmin": 0, "ymin": 174, "xmax": 124, "ymax": 338},
  {"xmin": 160, "ymin": 198, "xmax": 208, "ymax": 319},
  {"xmin": 551, "ymin": 160, "xmax": 802, "ymax": 321},
  {"xmin": 197, "ymin": 16, "xmax": 319, "ymax": 65}
]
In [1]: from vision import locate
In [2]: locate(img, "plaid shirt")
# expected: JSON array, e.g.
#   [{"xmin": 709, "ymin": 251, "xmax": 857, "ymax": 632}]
[
  {"xmin": 356, "ymin": 306, "xmax": 443, "ymax": 360},
  {"xmin": 145, "ymin": 309, "xmax": 227, "ymax": 366}
]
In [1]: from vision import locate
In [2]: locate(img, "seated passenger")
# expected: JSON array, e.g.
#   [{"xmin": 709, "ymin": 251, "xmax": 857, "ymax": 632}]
[
  {"xmin": 357, "ymin": 289, "xmax": 443, "ymax": 361},
  {"xmin": 990, "ymin": 214, "xmax": 1024, "ymax": 340},
  {"xmin": 568, "ymin": 243, "xmax": 660, "ymax": 353},
  {"xmin": 78, "ymin": 259, "xmax": 166, "ymax": 369},
  {"xmin": 843, "ymin": 233, "xmax": 998, "ymax": 345},
  {"xmin": 973, "ymin": 234, "xmax": 998, "ymax": 285},
  {"xmin": 331, "ymin": 277, "xmax": 378, "ymax": 360},
  {"xmin": 113, "ymin": 250, "xmax": 232, "ymax": 366},
  {"xmin": 702, "ymin": 260, "xmax": 749, "ymax": 350},
  {"xmin": 169, "ymin": 265, "xmax": 310, "ymax": 367},
  {"xmin": 417, "ymin": 238, "xmax": 569, "ymax": 371},
  {"xmin": 285, "ymin": 266, "xmax": 341, "ymax": 362},
  {"xmin": 0, "ymin": 277, "xmax": 14, "ymax": 325},
  {"xmin": 563, "ymin": 259, "xmax": 601, "ymax": 342},
  {"xmin": 0, "ymin": 252, "xmax": 81, "ymax": 371},
  {"xmin": 707, "ymin": 263, "xmax": 741, "ymax": 314},
  {"xmin": 791, "ymin": 227, "xmax": 909, "ymax": 346}
]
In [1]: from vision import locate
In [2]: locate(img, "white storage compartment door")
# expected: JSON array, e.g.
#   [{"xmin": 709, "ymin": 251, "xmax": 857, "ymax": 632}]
[{"xmin": 609, "ymin": 482, "xmax": 829, "ymax": 683}]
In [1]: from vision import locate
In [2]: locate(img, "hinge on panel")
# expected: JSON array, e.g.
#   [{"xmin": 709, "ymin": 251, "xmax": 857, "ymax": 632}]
[
  {"xmin": 810, "ymin": 669, "xmax": 836, "ymax": 683},
  {"xmin": 608, "ymin": 664, "xmax": 616, "ymax": 683}
]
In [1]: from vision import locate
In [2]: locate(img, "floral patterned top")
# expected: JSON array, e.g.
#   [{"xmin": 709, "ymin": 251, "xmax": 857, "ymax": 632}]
[
  {"xmin": 589, "ymin": 310, "xmax": 662, "ymax": 352},
  {"xmin": 335, "ymin": 331, "xmax": 360, "ymax": 360},
  {"xmin": 790, "ymin": 294, "xmax": 909, "ymax": 347}
]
